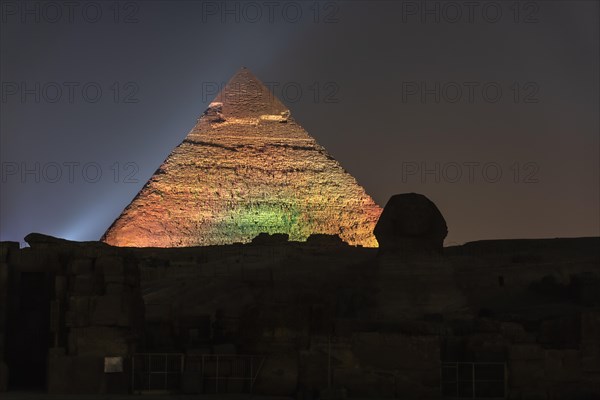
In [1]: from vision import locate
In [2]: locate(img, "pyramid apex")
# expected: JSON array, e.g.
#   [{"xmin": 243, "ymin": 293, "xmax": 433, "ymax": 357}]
[
  {"xmin": 228, "ymin": 66, "xmax": 265, "ymax": 84},
  {"xmin": 206, "ymin": 68, "xmax": 288, "ymax": 119}
]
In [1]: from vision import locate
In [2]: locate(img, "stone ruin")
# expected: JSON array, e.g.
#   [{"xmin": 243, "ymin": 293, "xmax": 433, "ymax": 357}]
[
  {"xmin": 1, "ymin": 195, "xmax": 599, "ymax": 398},
  {"xmin": 1, "ymin": 234, "xmax": 144, "ymax": 394}
]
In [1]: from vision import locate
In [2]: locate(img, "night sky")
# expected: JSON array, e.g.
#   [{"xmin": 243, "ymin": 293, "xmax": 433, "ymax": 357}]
[{"xmin": 1, "ymin": 0, "xmax": 598, "ymax": 246}]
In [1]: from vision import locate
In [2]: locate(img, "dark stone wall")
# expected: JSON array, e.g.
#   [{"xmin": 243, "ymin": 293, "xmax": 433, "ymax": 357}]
[
  {"xmin": 0, "ymin": 236, "xmax": 144, "ymax": 394},
  {"xmin": 0, "ymin": 242, "xmax": 17, "ymax": 391},
  {"xmin": 1, "ymin": 234, "xmax": 599, "ymax": 398}
]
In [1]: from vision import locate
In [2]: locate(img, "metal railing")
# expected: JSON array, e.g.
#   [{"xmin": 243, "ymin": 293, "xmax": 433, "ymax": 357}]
[
  {"xmin": 132, "ymin": 353, "xmax": 264, "ymax": 394},
  {"xmin": 185, "ymin": 354, "xmax": 265, "ymax": 393},
  {"xmin": 441, "ymin": 362, "xmax": 506, "ymax": 399},
  {"xmin": 132, "ymin": 353, "xmax": 184, "ymax": 393}
]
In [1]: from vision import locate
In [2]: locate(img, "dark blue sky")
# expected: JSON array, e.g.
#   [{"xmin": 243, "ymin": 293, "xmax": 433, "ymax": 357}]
[{"xmin": 1, "ymin": 0, "xmax": 598, "ymax": 246}]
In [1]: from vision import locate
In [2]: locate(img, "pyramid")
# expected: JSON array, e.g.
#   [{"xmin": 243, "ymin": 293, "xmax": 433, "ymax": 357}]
[{"xmin": 102, "ymin": 67, "xmax": 382, "ymax": 247}]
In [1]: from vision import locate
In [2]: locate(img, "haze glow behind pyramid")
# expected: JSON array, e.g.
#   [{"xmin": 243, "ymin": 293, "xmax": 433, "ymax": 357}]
[{"xmin": 102, "ymin": 68, "xmax": 382, "ymax": 247}]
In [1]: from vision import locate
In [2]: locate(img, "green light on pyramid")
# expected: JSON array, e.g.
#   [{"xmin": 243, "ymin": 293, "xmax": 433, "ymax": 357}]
[{"xmin": 102, "ymin": 68, "xmax": 382, "ymax": 248}]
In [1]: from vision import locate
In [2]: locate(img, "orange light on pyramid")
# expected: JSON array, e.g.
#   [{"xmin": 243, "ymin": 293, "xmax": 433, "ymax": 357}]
[{"xmin": 102, "ymin": 67, "xmax": 382, "ymax": 247}]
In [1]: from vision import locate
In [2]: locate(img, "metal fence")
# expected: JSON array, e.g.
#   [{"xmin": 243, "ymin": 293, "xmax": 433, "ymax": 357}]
[
  {"xmin": 441, "ymin": 362, "xmax": 506, "ymax": 399},
  {"xmin": 132, "ymin": 353, "xmax": 264, "ymax": 394},
  {"xmin": 185, "ymin": 354, "xmax": 265, "ymax": 393},
  {"xmin": 132, "ymin": 353, "xmax": 184, "ymax": 393}
]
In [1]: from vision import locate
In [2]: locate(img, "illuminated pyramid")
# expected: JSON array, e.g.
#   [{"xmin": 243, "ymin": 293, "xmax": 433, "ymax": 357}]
[{"xmin": 102, "ymin": 67, "xmax": 382, "ymax": 247}]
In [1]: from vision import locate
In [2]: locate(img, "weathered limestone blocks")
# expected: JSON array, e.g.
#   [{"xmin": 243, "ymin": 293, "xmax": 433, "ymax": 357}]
[
  {"xmin": 581, "ymin": 310, "xmax": 600, "ymax": 373},
  {"xmin": 0, "ymin": 236, "xmax": 145, "ymax": 394},
  {"xmin": 47, "ymin": 353, "xmax": 106, "ymax": 394},
  {"xmin": 0, "ymin": 242, "xmax": 18, "ymax": 263},
  {"xmin": 509, "ymin": 345, "xmax": 598, "ymax": 398},
  {"xmin": 345, "ymin": 332, "xmax": 440, "ymax": 398},
  {"xmin": 571, "ymin": 271, "xmax": 600, "ymax": 306},
  {"xmin": 499, "ymin": 321, "xmax": 534, "ymax": 344},
  {"xmin": 24, "ymin": 232, "xmax": 115, "ymax": 260},
  {"xmin": 46, "ymin": 252, "xmax": 143, "ymax": 394},
  {"xmin": 374, "ymin": 258, "xmax": 468, "ymax": 320},
  {"xmin": 0, "ymin": 258, "xmax": 9, "ymax": 392},
  {"xmin": 464, "ymin": 332, "xmax": 506, "ymax": 361},
  {"xmin": 0, "ymin": 360, "xmax": 7, "ymax": 392},
  {"xmin": 9, "ymin": 247, "xmax": 62, "ymax": 273},
  {"xmin": 539, "ymin": 315, "xmax": 580, "ymax": 348},
  {"xmin": 508, "ymin": 343, "xmax": 546, "ymax": 396},
  {"xmin": 353, "ymin": 332, "xmax": 440, "ymax": 370},
  {"xmin": 2, "ymin": 233, "xmax": 599, "ymax": 396},
  {"xmin": 252, "ymin": 352, "xmax": 298, "ymax": 396},
  {"xmin": 299, "ymin": 332, "xmax": 440, "ymax": 398},
  {"xmin": 68, "ymin": 327, "xmax": 133, "ymax": 357},
  {"xmin": 102, "ymin": 68, "xmax": 382, "ymax": 248},
  {"xmin": 374, "ymin": 193, "xmax": 448, "ymax": 255},
  {"xmin": 65, "ymin": 255, "xmax": 144, "ymax": 356}
]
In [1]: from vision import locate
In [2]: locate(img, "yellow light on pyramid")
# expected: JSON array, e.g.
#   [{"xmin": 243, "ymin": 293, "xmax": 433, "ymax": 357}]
[{"xmin": 102, "ymin": 68, "xmax": 382, "ymax": 248}]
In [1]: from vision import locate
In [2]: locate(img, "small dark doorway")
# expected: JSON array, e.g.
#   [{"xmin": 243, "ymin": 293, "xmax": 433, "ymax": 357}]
[{"xmin": 6, "ymin": 271, "xmax": 53, "ymax": 390}]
